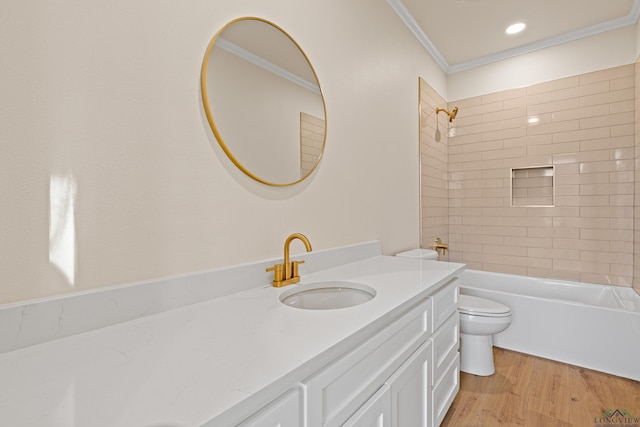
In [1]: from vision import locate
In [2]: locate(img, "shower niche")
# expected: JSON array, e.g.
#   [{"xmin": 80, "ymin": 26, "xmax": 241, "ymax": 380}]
[{"xmin": 510, "ymin": 166, "xmax": 555, "ymax": 207}]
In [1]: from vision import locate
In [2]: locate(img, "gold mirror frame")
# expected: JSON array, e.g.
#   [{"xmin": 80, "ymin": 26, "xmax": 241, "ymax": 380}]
[{"xmin": 201, "ymin": 17, "xmax": 327, "ymax": 186}]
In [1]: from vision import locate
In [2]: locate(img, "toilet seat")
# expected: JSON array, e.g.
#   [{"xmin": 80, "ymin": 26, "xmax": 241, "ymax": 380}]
[{"xmin": 459, "ymin": 294, "xmax": 511, "ymax": 318}]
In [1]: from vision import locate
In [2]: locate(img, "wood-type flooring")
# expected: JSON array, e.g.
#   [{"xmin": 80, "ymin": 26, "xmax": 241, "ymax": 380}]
[{"xmin": 440, "ymin": 348, "xmax": 640, "ymax": 427}]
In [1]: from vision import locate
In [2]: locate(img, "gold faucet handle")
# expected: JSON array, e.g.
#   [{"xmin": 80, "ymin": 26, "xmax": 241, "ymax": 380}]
[
  {"xmin": 266, "ymin": 264, "xmax": 284, "ymax": 283},
  {"xmin": 291, "ymin": 260, "xmax": 305, "ymax": 278}
]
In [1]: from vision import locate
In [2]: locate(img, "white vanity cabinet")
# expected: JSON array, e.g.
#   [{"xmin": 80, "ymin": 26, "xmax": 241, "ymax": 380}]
[
  {"xmin": 303, "ymin": 278, "xmax": 459, "ymax": 427},
  {"xmin": 235, "ymin": 278, "xmax": 460, "ymax": 427}
]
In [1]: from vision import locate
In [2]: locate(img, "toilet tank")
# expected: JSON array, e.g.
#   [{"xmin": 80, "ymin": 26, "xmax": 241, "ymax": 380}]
[{"xmin": 395, "ymin": 249, "xmax": 439, "ymax": 260}]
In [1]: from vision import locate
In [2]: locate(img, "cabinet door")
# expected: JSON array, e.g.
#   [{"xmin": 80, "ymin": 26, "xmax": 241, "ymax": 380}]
[
  {"xmin": 386, "ymin": 340, "xmax": 432, "ymax": 427},
  {"xmin": 237, "ymin": 388, "xmax": 301, "ymax": 427},
  {"xmin": 342, "ymin": 384, "xmax": 391, "ymax": 427}
]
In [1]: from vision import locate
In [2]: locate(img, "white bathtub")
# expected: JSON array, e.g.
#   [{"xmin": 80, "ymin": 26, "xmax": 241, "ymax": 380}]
[{"xmin": 459, "ymin": 269, "xmax": 640, "ymax": 381}]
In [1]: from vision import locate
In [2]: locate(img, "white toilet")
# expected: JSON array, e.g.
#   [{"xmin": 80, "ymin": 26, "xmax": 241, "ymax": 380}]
[
  {"xmin": 458, "ymin": 294, "xmax": 511, "ymax": 376},
  {"xmin": 395, "ymin": 248, "xmax": 512, "ymax": 376}
]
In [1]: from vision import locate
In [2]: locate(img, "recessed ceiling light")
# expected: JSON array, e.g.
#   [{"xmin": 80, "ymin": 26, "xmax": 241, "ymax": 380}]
[{"xmin": 506, "ymin": 22, "xmax": 526, "ymax": 35}]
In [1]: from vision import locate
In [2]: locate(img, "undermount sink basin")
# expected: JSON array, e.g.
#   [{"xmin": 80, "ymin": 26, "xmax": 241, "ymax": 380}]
[{"xmin": 280, "ymin": 281, "xmax": 376, "ymax": 310}]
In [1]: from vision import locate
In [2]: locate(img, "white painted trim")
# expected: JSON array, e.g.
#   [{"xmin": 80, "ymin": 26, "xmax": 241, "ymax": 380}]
[{"xmin": 388, "ymin": 0, "xmax": 640, "ymax": 75}]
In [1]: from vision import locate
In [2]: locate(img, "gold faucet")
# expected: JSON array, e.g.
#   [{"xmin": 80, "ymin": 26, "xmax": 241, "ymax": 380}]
[
  {"xmin": 430, "ymin": 237, "xmax": 448, "ymax": 255},
  {"xmin": 266, "ymin": 233, "xmax": 313, "ymax": 287}
]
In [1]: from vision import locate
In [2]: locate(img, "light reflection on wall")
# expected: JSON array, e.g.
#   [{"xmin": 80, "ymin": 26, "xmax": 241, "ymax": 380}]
[{"xmin": 49, "ymin": 174, "xmax": 77, "ymax": 286}]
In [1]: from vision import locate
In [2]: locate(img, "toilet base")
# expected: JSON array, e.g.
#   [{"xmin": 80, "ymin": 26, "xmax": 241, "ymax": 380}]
[{"xmin": 460, "ymin": 333, "xmax": 496, "ymax": 376}]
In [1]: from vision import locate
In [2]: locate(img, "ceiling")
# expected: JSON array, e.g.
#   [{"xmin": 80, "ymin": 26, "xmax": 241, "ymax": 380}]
[{"xmin": 388, "ymin": 0, "xmax": 639, "ymax": 74}]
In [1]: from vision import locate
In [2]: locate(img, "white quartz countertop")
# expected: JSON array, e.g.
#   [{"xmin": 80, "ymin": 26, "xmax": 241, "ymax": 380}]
[{"xmin": 0, "ymin": 255, "xmax": 464, "ymax": 426}]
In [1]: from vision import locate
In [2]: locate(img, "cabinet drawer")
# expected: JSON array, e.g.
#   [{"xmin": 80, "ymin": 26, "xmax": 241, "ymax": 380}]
[
  {"xmin": 431, "ymin": 312, "xmax": 459, "ymax": 386},
  {"xmin": 431, "ymin": 279, "xmax": 458, "ymax": 333},
  {"xmin": 303, "ymin": 298, "xmax": 431, "ymax": 427},
  {"xmin": 432, "ymin": 354, "xmax": 460, "ymax": 427},
  {"xmin": 237, "ymin": 387, "xmax": 301, "ymax": 427}
]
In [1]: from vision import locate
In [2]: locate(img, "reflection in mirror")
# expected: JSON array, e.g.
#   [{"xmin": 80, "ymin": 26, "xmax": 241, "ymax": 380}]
[{"xmin": 201, "ymin": 17, "xmax": 326, "ymax": 186}]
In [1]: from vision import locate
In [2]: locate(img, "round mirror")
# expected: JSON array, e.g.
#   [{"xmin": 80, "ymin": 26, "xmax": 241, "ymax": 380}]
[{"xmin": 201, "ymin": 17, "xmax": 327, "ymax": 186}]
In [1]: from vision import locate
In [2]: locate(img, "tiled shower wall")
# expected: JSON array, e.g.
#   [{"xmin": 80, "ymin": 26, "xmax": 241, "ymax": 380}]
[
  {"xmin": 421, "ymin": 64, "xmax": 636, "ymax": 287},
  {"xmin": 419, "ymin": 78, "xmax": 449, "ymax": 259}
]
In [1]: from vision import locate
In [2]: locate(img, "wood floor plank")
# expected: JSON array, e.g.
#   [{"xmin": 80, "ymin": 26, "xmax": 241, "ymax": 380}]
[{"xmin": 440, "ymin": 348, "xmax": 640, "ymax": 427}]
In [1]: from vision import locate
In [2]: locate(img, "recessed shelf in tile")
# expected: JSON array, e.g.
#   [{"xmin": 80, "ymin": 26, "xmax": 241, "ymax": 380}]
[{"xmin": 511, "ymin": 166, "xmax": 555, "ymax": 207}]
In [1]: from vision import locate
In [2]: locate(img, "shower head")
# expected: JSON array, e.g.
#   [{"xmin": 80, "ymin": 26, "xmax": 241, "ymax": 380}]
[{"xmin": 436, "ymin": 107, "xmax": 459, "ymax": 122}]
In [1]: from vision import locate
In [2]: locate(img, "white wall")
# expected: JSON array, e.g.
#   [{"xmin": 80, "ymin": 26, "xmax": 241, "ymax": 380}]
[
  {"xmin": 0, "ymin": 0, "xmax": 446, "ymax": 303},
  {"xmin": 448, "ymin": 25, "xmax": 638, "ymax": 101}
]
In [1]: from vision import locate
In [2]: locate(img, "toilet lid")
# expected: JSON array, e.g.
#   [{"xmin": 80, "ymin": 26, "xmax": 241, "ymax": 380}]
[{"xmin": 458, "ymin": 294, "xmax": 511, "ymax": 316}]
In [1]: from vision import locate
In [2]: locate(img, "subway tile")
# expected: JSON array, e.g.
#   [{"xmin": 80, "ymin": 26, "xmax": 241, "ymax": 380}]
[
  {"xmin": 579, "ymin": 159, "xmax": 634, "ymax": 173},
  {"xmin": 504, "ymin": 95, "xmax": 532, "ymax": 110},
  {"xmin": 524, "ymin": 92, "xmax": 554, "ymax": 107},
  {"xmin": 482, "ymin": 127, "xmax": 527, "ymax": 142},
  {"xmin": 610, "ymin": 75, "xmax": 634, "ymax": 91},
  {"xmin": 580, "ymin": 112, "xmax": 634, "ymax": 130},
  {"xmin": 483, "ymin": 244, "xmax": 528, "ymax": 257},
  {"xmin": 482, "ymin": 146, "xmax": 527, "ymax": 160},
  {"xmin": 580, "ymin": 228, "xmax": 633, "ymax": 242},
  {"xmin": 462, "ymin": 101, "xmax": 505, "ymax": 117},
  {"xmin": 611, "ymin": 123, "xmax": 635, "ymax": 137},
  {"xmin": 553, "ymin": 217, "xmax": 610, "ymax": 229},
  {"xmin": 552, "ymin": 104, "xmax": 610, "ymax": 122},
  {"xmin": 481, "ymin": 107, "xmax": 527, "ymax": 123},
  {"xmin": 580, "ymin": 136, "xmax": 634, "ymax": 151},
  {"xmin": 579, "ymin": 64, "xmax": 634, "ymax": 85},
  {"xmin": 462, "ymin": 140, "xmax": 504, "ymax": 153},
  {"xmin": 527, "ymin": 142, "xmax": 579, "ymax": 156},
  {"xmin": 503, "ymin": 236, "xmax": 552, "ymax": 248},
  {"xmin": 482, "ymin": 225, "xmax": 527, "ymax": 237},
  {"xmin": 484, "ymin": 263, "xmax": 528, "ymax": 276},
  {"xmin": 462, "ymin": 234, "xmax": 505, "ymax": 245},
  {"xmin": 580, "ymin": 183, "xmax": 633, "ymax": 196},
  {"xmin": 610, "ymin": 263, "xmax": 634, "ymax": 278},
  {"xmin": 580, "ymin": 206, "xmax": 633, "ymax": 218},
  {"xmin": 528, "ymin": 227, "xmax": 580, "ymax": 239},
  {"xmin": 482, "ymin": 89, "xmax": 527, "ymax": 104},
  {"xmin": 610, "ymin": 217, "xmax": 634, "ymax": 230},
  {"xmin": 528, "ymin": 247, "xmax": 579, "ymax": 260},
  {"xmin": 526, "ymin": 120, "xmax": 580, "ymax": 136},
  {"xmin": 553, "ymin": 127, "xmax": 610, "ymax": 143},
  {"xmin": 504, "ymin": 255, "xmax": 553, "ymax": 269},
  {"xmin": 610, "ymin": 194, "xmax": 634, "ymax": 206},
  {"xmin": 455, "ymin": 120, "xmax": 504, "ymax": 137},
  {"xmin": 581, "ymin": 251, "xmax": 632, "ymax": 264},
  {"xmin": 554, "ymin": 238, "xmax": 608, "ymax": 251},
  {"xmin": 610, "ymin": 99, "xmax": 635, "ymax": 114},
  {"xmin": 611, "ymin": 147, "xmax": 636, "ymax": 160},
  {"xmin": 527, "ymin": 98, "xmax": 581, "ymax": 116},
  {"xmin": 527, "ymin": 76, "xmax": 579, "ymax": 95},
  {"xmin": 527, "ymin": 207, "xmax": 579, "ymax": 217},
  {"xmin": 579, "ymin": 88, "xmax": 635, "ymax": 108},
  {"xmin": 554, "ymin": 164, "xmax": 580, "ymax": 176},
  {"xmin": 553, "ymin": 259, "xmax": 609, "ymax": 274}
]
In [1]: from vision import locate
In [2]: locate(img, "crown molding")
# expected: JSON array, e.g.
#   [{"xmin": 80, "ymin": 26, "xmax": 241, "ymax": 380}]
[
  {"xmin": 216, "ymin": 37, "xmax": 320, "ymax": 94},
  {"xmin": 387, "ymin": 0, "xmax": 640, "ymax": 75}
]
